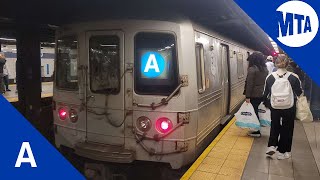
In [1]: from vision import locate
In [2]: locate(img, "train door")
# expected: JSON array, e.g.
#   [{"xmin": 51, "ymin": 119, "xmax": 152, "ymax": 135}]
[
  {"xmin": 220, "ymin": 44, "xmax": 230, "ymax": 124},
  {"xmin": 85, "ymin": 31, "xmax": 125, "ymax": 146}
]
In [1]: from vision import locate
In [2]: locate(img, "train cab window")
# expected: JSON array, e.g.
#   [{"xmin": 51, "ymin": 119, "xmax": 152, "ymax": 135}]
[
  {"xmin": 134, "ymin": 32, "xmax": 179, "ymax": 95},
  {"xmin": 56, "ymin": 36, "xmax": 78, "ymax": 90},
  {"xmin": 89, "ymin": 35, "xmax": 120, "ymax": 94},
  {"xmin": 237, "ymin": 52, "xmax": 244, "ymax": 78}
]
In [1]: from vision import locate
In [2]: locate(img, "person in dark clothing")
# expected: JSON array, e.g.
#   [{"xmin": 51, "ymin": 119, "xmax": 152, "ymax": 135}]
[
  {"xmin": 0, "ymin": 52, "xmax": 6, "ymax": 94},
  {"xmin": 3, "ymin": 64, "xmax": 11, "ymax": 91},
  {"xmin": 263, "ymin": 55, "xmax": 302, "ymax": 160},
  {"xmin": 244, "ymin": 52, "xmax": 269, "ymax": 137}
]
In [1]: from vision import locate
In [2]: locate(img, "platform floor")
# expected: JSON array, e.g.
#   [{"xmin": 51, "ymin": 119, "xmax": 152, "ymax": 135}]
[
  {"xmin": 181, "ymin": 118, "xmax": 320, "ymax": 180},
  {"xmin": 3, "ymin": 82, "xmax": 53, "ymax": 102}
]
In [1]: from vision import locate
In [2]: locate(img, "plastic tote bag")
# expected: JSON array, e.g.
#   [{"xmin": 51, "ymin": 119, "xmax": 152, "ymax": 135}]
[
  {"xmin": 235, "ymin": 102, "xmax": 261, "ymax": 131},
  {"xmin": 258, "ymin": 103, "xmax": 271, "ymax": 127},
  {"xmin": 296, "ymin": 96, "xmax": 313, "ymax": 122}
]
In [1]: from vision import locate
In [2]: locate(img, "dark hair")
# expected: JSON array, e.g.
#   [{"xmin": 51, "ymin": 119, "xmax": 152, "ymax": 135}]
[{"xmin": 247, "ymin": 52, "xmax": 266, "ymax": 71}]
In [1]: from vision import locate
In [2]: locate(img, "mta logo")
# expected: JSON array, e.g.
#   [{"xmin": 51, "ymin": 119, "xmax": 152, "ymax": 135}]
[
  {"xmin": 277, "ymin": 12, "xmax": 312, "ymax": 36},
  {"xmin": 141, "ymin": 52, "xmax": 166, "ymax": 78},
  {"xmin": 276, "ymin": 1, "xmax": 319, "ymax": 47}
]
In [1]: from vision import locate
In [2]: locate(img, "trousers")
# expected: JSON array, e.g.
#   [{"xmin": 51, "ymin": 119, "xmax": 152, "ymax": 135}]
[
  {"xmin": 3, "ymin": 75, "xmax": 9, "ymax": 90},
  {"xmin": 268, "ymin": 106, "xmax": 296, "ymax": 153},
  {"xmin": 251, "ymin": 97, "xmax": 263, "ymax": 119},
  {"xmin": 0, "ymin": 73, "xmax": 4, "ymax": 93}
]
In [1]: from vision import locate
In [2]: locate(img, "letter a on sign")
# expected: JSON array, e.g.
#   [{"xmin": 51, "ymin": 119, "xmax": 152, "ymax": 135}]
[
  {"xmin": 144, "ymin": 54, "xmax": 160, "ymax": 73},
  {"xmin": 15, "ymin": 142, "xmax": 37, "ymax": 168}
]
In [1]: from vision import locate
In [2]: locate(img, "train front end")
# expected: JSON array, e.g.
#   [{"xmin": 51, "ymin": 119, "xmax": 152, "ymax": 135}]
[{"xmin": 53, "ymin": 20, "xmax": 198, "ymax": 169}]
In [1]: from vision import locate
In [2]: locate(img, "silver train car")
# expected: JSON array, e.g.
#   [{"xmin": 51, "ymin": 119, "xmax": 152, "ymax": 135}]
[{"xmin": 53, "ymin": 18, "xmax": 251, "ymax": 170}]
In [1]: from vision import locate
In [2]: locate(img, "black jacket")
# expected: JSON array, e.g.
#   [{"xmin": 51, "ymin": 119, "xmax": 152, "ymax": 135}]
[
  {"xmin": 244, "ymin": 66, "xmax": 268, "ymax": 98},
  {"xmin": 0, "ymin": 58, "xmax": 6, "ymax": 74}
]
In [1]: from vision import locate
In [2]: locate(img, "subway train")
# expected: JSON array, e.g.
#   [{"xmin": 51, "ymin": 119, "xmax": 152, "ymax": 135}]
[
  {"xmin": 53, "ymin": 18, "xmax": 252, "ymax": 171},
  {"xmin": 1, "ymin": 44, "xmax": 55, "ymax": 82}
]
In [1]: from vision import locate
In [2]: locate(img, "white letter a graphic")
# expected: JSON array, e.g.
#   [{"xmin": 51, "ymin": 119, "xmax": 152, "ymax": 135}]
[
  {"xmin": 15, "ymin": 142, "xmax": 37, "ymax": 168},
  {"xmin": 144, "ymin": 54, "xmax": 160, "ymax": 73}
]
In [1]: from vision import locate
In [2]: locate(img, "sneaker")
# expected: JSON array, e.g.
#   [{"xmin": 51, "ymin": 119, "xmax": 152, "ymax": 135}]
[
  {"xmin": 266, "ymin": 146, "xmax": 277, "ymax": 156},
  {"xmin": 285, "ymin": 152, "xmax": 291, "ymax": 158},
  {"xmin": 248, "ymin": 131, "xmax": 261, "ymax": 137},
  {"xmin": 277, "ymin": 152, "xmax": 290, "ymax": 160}
]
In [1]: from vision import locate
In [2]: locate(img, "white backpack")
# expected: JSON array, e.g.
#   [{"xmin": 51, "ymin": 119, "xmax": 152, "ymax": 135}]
[{"xmin": 271, "ymin": 72, "xmax": 294, "ymax": 109}]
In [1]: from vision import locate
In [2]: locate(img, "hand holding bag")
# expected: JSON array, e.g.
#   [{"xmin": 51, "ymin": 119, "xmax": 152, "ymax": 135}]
[
  {"xmin": 296, "ymin": 96, "xmax": 313, "ymax": 122},
  {"xmin": 258, "ymin": 103, "xmax": 271, "ymax": 127},
  {"xmin": 235, "ymin": 102, "xmax": 261, "ymax": 131}
]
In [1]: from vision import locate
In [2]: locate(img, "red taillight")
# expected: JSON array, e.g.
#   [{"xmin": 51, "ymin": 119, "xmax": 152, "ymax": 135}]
[
  {"xmin": 58, "ymin": 108, "xmax": 67, "ymax": 120},
  {"xmin": 156, "ymin": 117, "xmax": 173, "ymax": 134},
  {"xmin": 69, "ymin": 109, "xmax": 78, "ymax": 123}
]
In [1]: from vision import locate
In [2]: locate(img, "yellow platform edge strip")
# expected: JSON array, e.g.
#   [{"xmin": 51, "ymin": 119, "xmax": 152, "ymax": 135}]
[
  {"xmin": 8, "ymin": 82, "xmax": 53, "ymax": 87},
  {"xmin": 180, "ymin": 117, "xmax": 236, "ymax": 180}
]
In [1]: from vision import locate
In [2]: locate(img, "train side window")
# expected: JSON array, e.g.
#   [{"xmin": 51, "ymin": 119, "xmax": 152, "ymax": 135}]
[
  {"xmin": 237, "ymin": 52, "xmax": 244, "ymax": 78},
  {"xmin": 56, "ymin": 36, "xmax": 78, "ymax": 90},
  {"xmin": 89, "ymin": 35, "xmax": 120, "ymax": 94},
  {"xmin": 195, "ymin": 43, "xmax": 206, "ymax": 93}
]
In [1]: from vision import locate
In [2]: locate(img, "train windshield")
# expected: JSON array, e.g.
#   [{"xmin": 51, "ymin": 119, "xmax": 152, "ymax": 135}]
[
  {"xmin": 134, "ymin": 32, "xmax": 179, "ymax": 95},
  {"xmin": 89, "ymin": 35, "xmax": 120, "ymax": 94},
  {"xmin": 56, "ymin": 36, "xmax": 78, "ymax": 90}
]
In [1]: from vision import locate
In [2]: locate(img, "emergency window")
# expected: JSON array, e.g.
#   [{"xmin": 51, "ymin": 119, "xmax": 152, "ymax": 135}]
[
  {"xmin": 89, "ymin": 35, "xmax": 120, "ymax": 94},
  {"xmin": 237, "ymin": 52, "xmax": 244, "ymax": 78},
  {"xmin": 134, "ymin": 32, "xmax": 179, "ymax": 95},
  {"xmin": 56, "ymin": 36, "xmax": 78, "ymax": 90}
]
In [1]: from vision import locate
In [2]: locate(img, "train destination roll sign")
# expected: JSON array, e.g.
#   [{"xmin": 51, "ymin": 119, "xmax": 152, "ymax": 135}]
[{"xmin": 141, "ymin": 51, "xmax": 167, "ymax": 79}]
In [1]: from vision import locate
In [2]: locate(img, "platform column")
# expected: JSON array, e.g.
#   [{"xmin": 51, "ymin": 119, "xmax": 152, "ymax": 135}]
[{"xmin": 16, "ymin": 25, "xmax": 41, "ymax": 126}]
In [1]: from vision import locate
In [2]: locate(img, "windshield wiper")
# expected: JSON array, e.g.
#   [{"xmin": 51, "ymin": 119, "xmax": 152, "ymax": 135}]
[{"xmin": 133, "ymin": 75, "xmax": 188, "ymax": 110}]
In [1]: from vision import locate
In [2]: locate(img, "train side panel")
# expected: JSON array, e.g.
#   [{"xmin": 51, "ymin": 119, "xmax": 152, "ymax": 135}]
[{"xmin": 194, "ymin": 31, "xmax": 223, "ymax": 147}]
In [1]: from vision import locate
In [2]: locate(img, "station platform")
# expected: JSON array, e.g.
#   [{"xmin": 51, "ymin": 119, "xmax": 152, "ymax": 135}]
[
  {"xmin": 3, "ymin": 82, "xmax": 53, "ymax": 102},
  {"xmin": 181, "ymin": 118, "xmax": 320, "ymax": 180}
]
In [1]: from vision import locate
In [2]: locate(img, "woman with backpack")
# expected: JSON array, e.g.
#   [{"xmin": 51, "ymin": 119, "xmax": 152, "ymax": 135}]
[
  {"xmin": 244, "ymin": 52, "xmax": 269, "ymax": 137},
  {"xmin": 263, "ymin": 55, "xmax": 302, "ymax": 160}
]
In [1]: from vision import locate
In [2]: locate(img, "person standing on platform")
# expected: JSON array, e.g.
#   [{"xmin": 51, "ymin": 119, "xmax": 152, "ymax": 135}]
[
  {"xmin": 264, "ymin": 55, "xmax": 302, "ymax": 160},
  {"xmin": 3, "ymin": 64, "xmax": 11, "ymax": 92},
  {"xmin": 0, "ymin": 52, "xmax": 6, "ymax": 94},
  {"xmin": 244, "ymin": 52, "xmax": 269, "ymax": 137},
  {"xmin": 265, "ymin": 55, "xmax": 275, "ymax": 74}
]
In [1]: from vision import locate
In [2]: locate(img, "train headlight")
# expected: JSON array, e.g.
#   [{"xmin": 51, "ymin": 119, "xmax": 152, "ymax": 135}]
[
  {"xmin": 156, "ymin": 117, "xmax": 173, "ymax": 134},
  {"xmin": 58, "ymin": 108, "xmax": 67, "ymax": 121},
  {"xmin": 136, "ymin": 116, "xmax": 152, "ymax": 132},
  {"xmin": 69, "ymin": 109, "xmax": 78, "ymax": 123}
]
